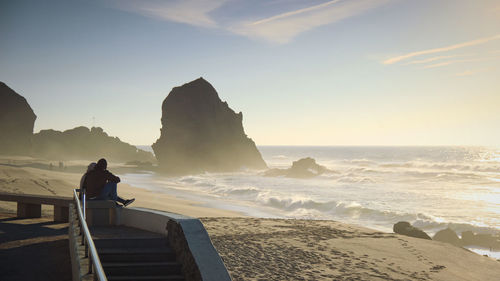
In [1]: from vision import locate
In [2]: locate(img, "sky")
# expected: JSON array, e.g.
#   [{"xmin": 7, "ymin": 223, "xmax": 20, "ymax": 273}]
[{"xmin": 1, "ymin": 0, "xmax": 499, "ymax": 146}]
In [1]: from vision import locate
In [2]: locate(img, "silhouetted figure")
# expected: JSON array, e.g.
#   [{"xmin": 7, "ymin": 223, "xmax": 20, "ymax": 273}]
[
  {"xmin": 84, "ymin": 158, "xmax": 134, "ymax": 206},
  {"xmin": 79, "ymin": 162, "xmax": 96, "ymax": 199}
]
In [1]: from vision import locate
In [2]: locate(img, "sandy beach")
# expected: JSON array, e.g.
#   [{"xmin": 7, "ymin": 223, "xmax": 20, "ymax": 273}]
[
  {"xmin": 203, "ymin": 218, "xmax": 500, "ymax": 281},
  {"xmin": 1, "ymin": 161, "xmax": 499, "ymax": 281},
  {"xmin": 0, "ymin": 158, "xmax": 240, "ymax": 218}
]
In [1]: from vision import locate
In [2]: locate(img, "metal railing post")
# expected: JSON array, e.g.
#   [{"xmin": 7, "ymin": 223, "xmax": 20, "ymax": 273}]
[
  {"xmin": 81, "ymin": 191, "xmax": 86, "ymax": 246},
  {"xmin": 88, "ymin": 252, "xmax": 93, "ymax": 274},
  {"xmin": 83, "ymin": 191, "xmax": 86, "ymax": 220}
]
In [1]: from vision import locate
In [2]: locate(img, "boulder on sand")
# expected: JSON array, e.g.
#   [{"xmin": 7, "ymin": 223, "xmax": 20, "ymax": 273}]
[
  {"xmin": 152, "ymin": 78, "xmax": 267, "ymax": 174},
  {"xmin": 393, "ymin": 221, "xmax": 432, "ymax": 240},
  {"xmin": 461, "ymin": 231, "xmax": 475, "ymax": 245},
  {"xmin": 0, "ymin": 82, "xmax": 36, "ymax": 155},
  {"xmin": 433, "ymin": 228, "xmax": 462, "ymax": 247},
  {"xmin": 461, "ymin": 231, "xmax": 500, "ymax": 250}
]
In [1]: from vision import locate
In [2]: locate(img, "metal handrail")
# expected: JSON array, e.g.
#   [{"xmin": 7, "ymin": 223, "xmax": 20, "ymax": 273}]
[{"xmin": 73, "ymin": 189, "xmax": 108, "ymax": 281}]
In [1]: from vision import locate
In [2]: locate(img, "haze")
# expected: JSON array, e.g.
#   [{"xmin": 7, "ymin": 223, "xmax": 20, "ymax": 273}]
[{"xmin": 1, "ymin": 0, "xmax": 499, "ymax": 146}]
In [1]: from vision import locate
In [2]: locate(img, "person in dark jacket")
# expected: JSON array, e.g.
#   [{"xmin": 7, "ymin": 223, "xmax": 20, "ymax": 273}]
[
  {"xmin": 79, "ymin": 162, "xmax": 96, "ymax": 199},
  {"xmin": 84, "ymin": 158, "xmax": 134, "ymax": 206}
]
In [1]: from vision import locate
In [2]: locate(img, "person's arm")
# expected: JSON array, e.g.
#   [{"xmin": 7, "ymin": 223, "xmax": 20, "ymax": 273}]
[{"xmin": 105, "ymin": 170, "xmax": 121, "ymax": 183}]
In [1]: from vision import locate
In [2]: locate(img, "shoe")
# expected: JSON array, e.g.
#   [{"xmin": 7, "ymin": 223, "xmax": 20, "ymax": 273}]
[
  {"xmin": 123, "ymin": 198, "xmax": 135, "ymax": 207},
  {"xmin": 115, "ymin": 202, "xmax": 123, "ymax": 208}
]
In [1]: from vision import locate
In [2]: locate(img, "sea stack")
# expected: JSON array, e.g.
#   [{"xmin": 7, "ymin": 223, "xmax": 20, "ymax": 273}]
[
  {"xmin": 153, "ymin": 78, "xmax": 267, "ymax": 174},
  {"xmin": 0, "ymin": 82, "xmax": 36, "ymax": 155}
]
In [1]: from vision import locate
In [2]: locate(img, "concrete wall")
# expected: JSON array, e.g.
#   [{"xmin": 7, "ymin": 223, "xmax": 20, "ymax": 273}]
[{"xmin": 116, "ymin": 207, "xmax": 232, "ymax": 281}]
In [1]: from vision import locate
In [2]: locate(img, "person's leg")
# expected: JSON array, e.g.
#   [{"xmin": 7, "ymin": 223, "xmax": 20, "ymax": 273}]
[
  {"xmin": 98, "ymin": 182, "xmax": 126, "ymax": 203},
  {"xmin": 101, "ymin": 182, "xmax": 133, "ymax": 206},
  {"xmin": 116, "ymin": 195, "xmax": 126, "ymax": 204},
  {"xmin": 95, "ymin": 184, "xmax": 111, "ymax": 200}
]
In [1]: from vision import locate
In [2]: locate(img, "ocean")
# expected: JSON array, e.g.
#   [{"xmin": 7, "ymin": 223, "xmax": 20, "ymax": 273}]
[{"xmin": 129, "ymin": 146, "xmax": 500, "ymax": 257}]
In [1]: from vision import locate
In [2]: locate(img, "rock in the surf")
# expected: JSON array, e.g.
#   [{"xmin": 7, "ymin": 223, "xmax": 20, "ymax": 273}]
[{"xmin": 264, "ymin": 157, "xmax": 332, "ymax": 178}]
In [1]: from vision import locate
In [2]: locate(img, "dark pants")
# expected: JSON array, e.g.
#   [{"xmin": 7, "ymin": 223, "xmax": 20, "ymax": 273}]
[{"xmin": 96, "ymin": 182, "xmax": 126, "ymax": 204}]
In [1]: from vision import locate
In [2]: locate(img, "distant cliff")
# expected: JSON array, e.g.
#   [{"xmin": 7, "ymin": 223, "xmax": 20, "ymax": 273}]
[
  {"xmin": 152, "ymin": 78, "xmax": 267, "ymax": 174},
  {"xmin": 0, "ymin": 82, "xmax": 37, "ymax": 155},
  {"xmin": 33, "ymin": 126, "xmax": 155, "ymax": 163}
]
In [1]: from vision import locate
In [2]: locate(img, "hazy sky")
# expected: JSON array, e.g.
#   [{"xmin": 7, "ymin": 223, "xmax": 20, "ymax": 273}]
[{"xmin": 1, "ymin": 0, "xmax": 499, "ymax": 146}]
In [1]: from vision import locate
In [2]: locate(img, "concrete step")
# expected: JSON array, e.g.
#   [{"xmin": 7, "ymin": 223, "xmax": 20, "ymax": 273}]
[
  {"xmin": 99, "ymin": 247, "xmax": 176, "ymax": 262},
  {"xmin": 107, "ymin": 275, "xmax": 185, "ymax": 281},
  {"xmin": 94, "ymin": 238, "xmax": 168, "ymax": 249},
  {"xmin": 102, "ymin": 261, "xmax": 182, "ymax": 276}
]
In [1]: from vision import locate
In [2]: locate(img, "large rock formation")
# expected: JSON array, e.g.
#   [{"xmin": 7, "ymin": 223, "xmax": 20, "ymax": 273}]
[
  {"xmin": 0, "ymin": 82, "xmax": 36, "ymax": 155},
  {"xmin": 33, "ymin": 126, "xmax": 155, "ymax": 163},
  {"xmin": 264, "ymin": 157, "xmax": 333, "ymax": 178},
  {"xmin": 393, "ymin": 221, "xmax": 432, "ymax": 240},
  {"xmin": 152, "ymin": 78, "xmax": 267, "ymax": 174}
]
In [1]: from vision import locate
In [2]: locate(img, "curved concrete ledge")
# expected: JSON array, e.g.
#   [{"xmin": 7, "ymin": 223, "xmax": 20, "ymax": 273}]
[{"xmin": 116, "ymin": 207, "xmax": 232, "ymax": 281}]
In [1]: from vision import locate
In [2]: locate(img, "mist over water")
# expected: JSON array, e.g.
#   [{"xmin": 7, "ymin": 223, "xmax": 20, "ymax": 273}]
[{"xmin": 129, "ymin": 146, "xmax": 500, "ymax": 239}]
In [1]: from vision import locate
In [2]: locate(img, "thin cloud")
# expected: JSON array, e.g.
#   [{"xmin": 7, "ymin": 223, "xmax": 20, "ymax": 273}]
[
  {"xmin": 115, "ymin": 0, "xmax": 228, "ymax": 28},
  {"xmin": 454, "ymin": 70, "xmax": 476, "ymax": 77},
  {"xmin": 112, "ymin": 0, "xmax": 394, "ymax": 44},
  {"xmin": 454, "ymin": 67, "xmax": 494, "ymax": 77},
  {"xmin": 423, "ymin": 61, "xmax": 456, "ymax": 69},
  {"xmin": 384, "ymin": 34, "xmax": 500, "ymax": 65},
  {"xmin": 229, "ymin": 0, "xmax": 391, "ymax": 44},
  {"xmin": 423, "ymin": 56, "xmax": 500, "ymax": 69},
  {"xmin": 249, "ymin": 0, "xmax": 343, "ymax": 26},
  {"xmin": 406, "ymin": 55, "xmax": 463, "ymax": 65}
]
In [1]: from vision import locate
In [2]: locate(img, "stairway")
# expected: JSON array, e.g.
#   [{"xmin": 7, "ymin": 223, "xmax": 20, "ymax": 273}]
[{"xmin": 91, "ymin": 227, "xmax": 185, "ymax": 281}]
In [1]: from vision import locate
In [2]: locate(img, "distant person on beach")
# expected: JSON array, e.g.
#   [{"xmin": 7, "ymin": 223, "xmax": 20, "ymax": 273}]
[
  {"xmin": 79, "ymin": 162, "xmax": 96, "ymax": 199},
  {"xmin": 84, "ymin": 158, "xmax": 135, "ymax": 207}
]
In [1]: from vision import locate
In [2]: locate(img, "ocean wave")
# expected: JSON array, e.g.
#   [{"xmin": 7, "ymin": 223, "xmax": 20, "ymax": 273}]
[
  {"xmin": 177, "ymin": 175, "xmax": 217, "ymax": 188},
  {"xmin": 124, "ymin": 171, "xmax": 499, "ymax": 237},
  {"xmin": 379, "ymin": 161, "xmax": 500, "ymax": 173},
  {"xmin": 250, "ymin": 195, "xmax": 500, "ymax": 235},
  {"xmin": 342, "ymin": 159, "xmax": 377, "ymax": 166},
  {"xmin": 211, "ymin": 186, "xmax": 261, "ymax": 197},
  {"xmin": 272, "ymin": 155, "xmax": 289, "ymax": 160},
  {"xmin": 336, "ymin": 176, "xmax": 376, "ymax": 183},
  {"xmin": 412, "ymin": 219, "xmax": 500, "ymax": 236}
]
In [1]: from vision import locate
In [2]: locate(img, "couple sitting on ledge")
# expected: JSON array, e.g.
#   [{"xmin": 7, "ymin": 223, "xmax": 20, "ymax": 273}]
[{"xmin": 80, "ymin": 158, "xmax": 135, "ymax": 207}]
